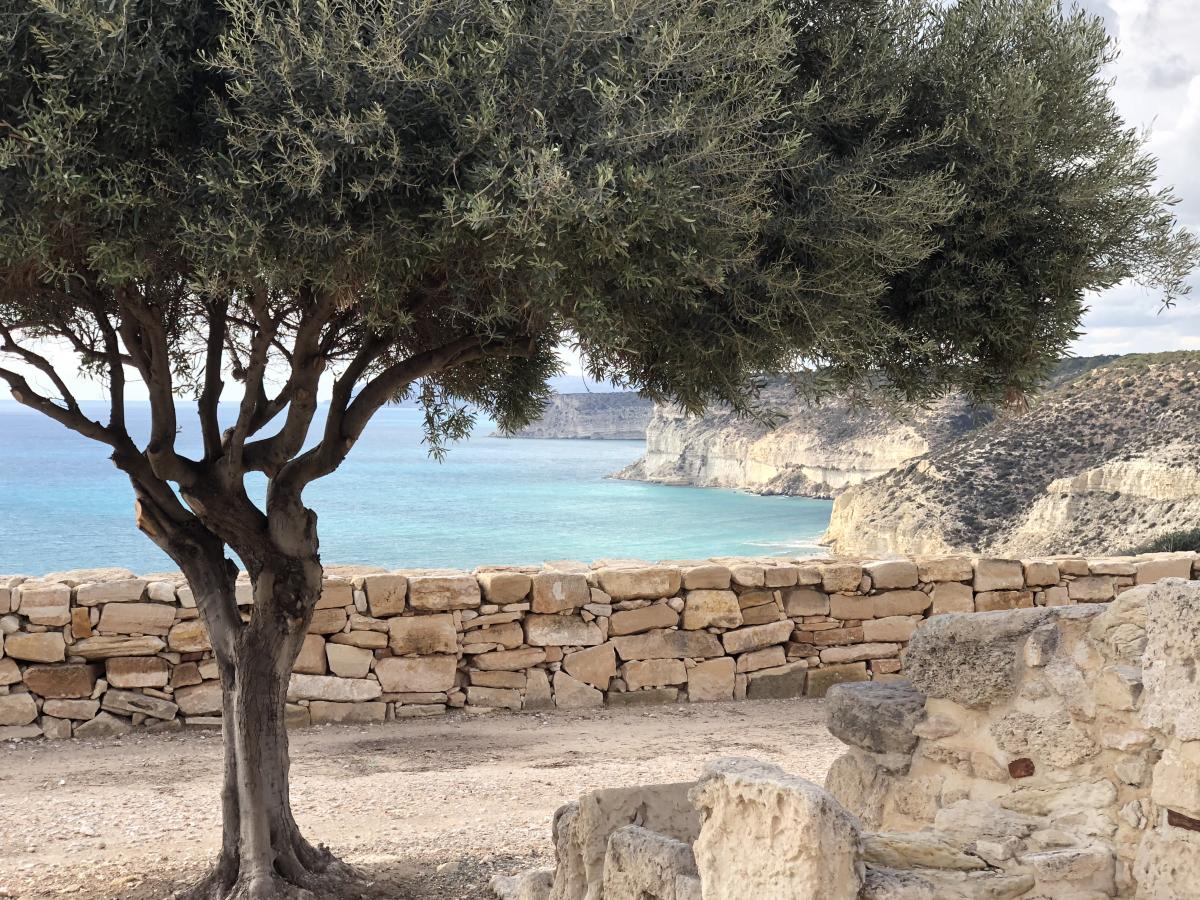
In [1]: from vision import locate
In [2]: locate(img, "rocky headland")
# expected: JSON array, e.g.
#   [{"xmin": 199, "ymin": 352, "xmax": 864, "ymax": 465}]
[
  {"xmin": 824, "ymin": 352, "xmax": 1200, "ymax": 557},
  {"xmin": 614, "ymin": 379, "xmax": 992, "ymax": 499},
  {"xmin": 501, "ymin": 391, "xmax": 652, "ymax": 440}
]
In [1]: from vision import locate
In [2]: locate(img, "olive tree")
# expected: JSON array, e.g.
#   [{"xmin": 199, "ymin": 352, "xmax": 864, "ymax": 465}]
[{"xmin": 0, "ymin": 0, "xmax": 1193, "ymax": 897}]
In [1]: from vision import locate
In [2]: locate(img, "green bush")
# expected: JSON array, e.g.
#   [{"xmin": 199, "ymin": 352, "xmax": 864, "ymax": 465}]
[{"xmin": 1127, "ymin": 529, "xmax": 1200, "ymax": 554}]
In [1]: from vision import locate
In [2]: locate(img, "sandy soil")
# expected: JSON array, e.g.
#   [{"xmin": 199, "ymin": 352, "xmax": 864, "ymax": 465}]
[{"xmin": 0, "ymin": 698, "xmax": 842, "ymax": 900}]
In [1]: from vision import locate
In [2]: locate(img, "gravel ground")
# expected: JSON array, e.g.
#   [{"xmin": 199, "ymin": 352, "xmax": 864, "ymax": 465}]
[{"xmin": 0, "ymin": 698, "xmax": 842, "ymax": 900}]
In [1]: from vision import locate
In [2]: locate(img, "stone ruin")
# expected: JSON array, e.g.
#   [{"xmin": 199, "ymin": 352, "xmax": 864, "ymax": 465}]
[{"xmin": 493, "ymin": 578, "xmax": 1200, "ymax": 899}]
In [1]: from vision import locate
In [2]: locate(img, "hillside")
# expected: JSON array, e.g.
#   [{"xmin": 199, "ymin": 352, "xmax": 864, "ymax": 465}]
[
  {"xmin": 502, "ymin": 391, "xmax": 652, "ymax": 440},
  {"xmin": 823, "ymin": 352, "xmax": 1200, "ymax": 556},
  {"xmin": 614, "ymin": 380, "xmax": 992, "ymax": 498}
]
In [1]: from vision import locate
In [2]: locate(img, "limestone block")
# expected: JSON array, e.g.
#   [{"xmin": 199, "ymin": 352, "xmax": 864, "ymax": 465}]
[
  {"xmin": 526, "ymin": 614, "xmax": 604, "ymax": 647},
  {"xmin": 974, "ymin": 590, "xmax": 1033, "ymax": 612},
  {"xmin": 783, "ymin": 587, "xmax": 829, "ymax": 617},
  {"xmin": 40, "ymin": 716, "xmax": 73, "ymax": 740},
  {"xmin": 294, "ymin": 634, "xmax": 327, "ymax": 675},
  {"xmin": 316, "ymin": 578, "xmax": 353, "ymax": 610},
  {"xmin": 362, "ymin": 574, "xmax": 408, "ymax": 617},
  {"xmin": 862, "ymin": 831, "xmax": 987, "ymax": 871},
  {"xmin": 739, "ymin": 601, "xmax": 783, "ymax": 627},
  {"xmin": 562, "ymin": 643, "xmax": 617, "ymax": 690},
  {"xmin": 735, "ymin": 646, "xmax": 785, "ymax": 673},
  {"xmin": 821, "ymin": 564, "xmax": 863, "ymax": 593},
  {"xmin": 75, "ymin": 579, "xmax": 148, "ymax": 605},
  {"xmin": 805, "ymin": 663, "xmax": 868, "ymax": 698},
  {"xmin": 823, "ymin": 750, "xmax": 895, "ymax": 829},
  {"xmin": 745, "ymin": 661, "xmax": 808, "ymax": 699},
  {"xmin": 864, "ymin": 560, "xmax": 919, "ymax": 591},
  {"xmin": 682, "ymin": 565, "xmax": 731, "ymax": 590},
  {"xmin": 146, "ymin": 581, "xmax": 178, "ymax": 603},
  {"xmin": 467, "ymin": 686, "xmax": 523, "ymax": 710},
  {"xmin": 167, "ymin": 620, "xmax": 210, "ymax": 652},
  {"xmin": 5, "ymin": 631, "xmax": 66, "ymax": 663},
  {"xmin": 1135, "ymin": 555, "xmax": 1193, "ymax": 584},
  {"xmin": 930, "ymin": 582, "xmax": 974, "ymax": 615},
  {"xmin": 1068, "ymin": 575, "xmax": 1115, "ymax": 602},
  {"xmin": 691, "ymin": 758, "xmax": 862, "ymax": 900},
  {"xmin": 478, "ymin": 571, "xmax": 532, "ymax": 605},
  {"xmin": 0, "ymin": 658, "xmax": 21, "ymax": 686},
  {"xmin": 553, "ymin": 672, "xmax": 603, "ymax": 709},
  {"xmin": 551, "ymin": 781, "xmax": 699, "ymax": 900},
  {"xmin": 531, "ymin": 573, "xmax": 590, "ymax": 613},
  {"xmin": 916, "ymin": 556, "xmax": 974, "ymax": 583},
  {"xmin": 872, "ymin": 590, "xmax": 931, "ymax": 618},
  {"xmin": 602, "ymin": 825, "xmax": 697, "ymax": 900},
  {"xmin": 825, "ymin": 681, "xmax": 924, "ymax": 755},
  {"xmin": 1019, "ymin": 846, "xmax": 1114, "ymax": 895},
  {"xmin": 763, "ymin": 566, "xmax": 798, "ymax": 588},
  {"xmin": 15, "ymin": 583, "xmax": 71, "ymax": 626},
  {"xmin": 374, "ymin": 656, "xmax": 456, "ymax": 693},
  {"xmin": 389, "ymin": 613, "xmax": 457, "ymax": 655},
  {"xmin": 596, "ymin": 567, "xmax": 681, "ymax": 601},
  {"xmin": 71, "ymin": 607, "xmax": 92, "ymax": 639},
  {"xmin": 609, "ymin": 605, "xmax": 679, "ymax": 636},
  {"xmin": 729, "ymin": 564, "xmax": 765, "ymax": 588},
  {"xmin": 70, "ymin": 635, "xmax": 165, "ymax": 660},
  {"xmin": 331, "ymin": 630, "xmax": 388, "ymax": 650},
  {"xmin": 464, "ymin": 621, "xmax": 523, "ymax": 650},
  {"xmin": 0, "ymin": 693, "xmax": 38, "ymax": 726},
  {"xmin": 905, "ymin": 607, "xmax": 1085, "ymax": 708},
  {"xmin": 102, "ymin": 689, "xmax": 178, "ymax": 721},
  {"xmin": 720, "ymin": 620, "xmax": 793, "ymax": 655},
  {"xmin": 22, "ymin": 663, "xmax": 95, "ymax": 698},
  {"xmin": 524, "ymin": 668, "xmax": 553, "ymax": 710},
  {"xmin": 681, "ymin": 590, "xmax": 742, "ymax": 630},
  {"xmin": 471, "ymin": 670, "xmax": 525, "ymax": 688},
  {"xmin": 819, "ymin": 643, "xmax": 899, "ymax": 665},
  {"xmin": 609, "ymin": 688, "xmax": 679, "ymax": 706},
  {"xmin": 612, "ymin": 629, "xmax": 723, "ymax": 661},
  {"xmin": 471, "ymin": 647, "xmax": 547, "ymax": 671},
  {"xmin": 307, "ymin": 608, "xmax": 348, "ymax": 635},
  {"xmin": 862, "ymin": 616, "xmax": 920, "ymax": 643},
  {"xmin": 74, "ymin": 712, "xmax": 133, "ymax": 738},
  {"xmin": 1022, "ymin": 560, "xmax": 1061, "ymax": 587},
  {"xmin": 1151, "ymin": 740, "xmax": 1200, "ymax": 820},
  {"xmin": 408, "ymin": 575, "xmax": 481, "ymax": 610},
  {"xmin": 287, "ymin": 673, "xmax": 383, "ymax": 703},
  {"xmin": 829, "ymin": 594, "xmax": 873, "ymax": 620},
  {"xmin": 687, "ymin": 657, "xmax": 735, "ymax": 702},
  {"xmin": 623, "ymin": 659, "xmax": 686, "ymax": 691},
  {"xmin": 105, "ymin": 656, "xmax": 169, "ymax": 689},
  {"xmin": 1133, "ymin": 828, "xmax": 1200, "ymax": 900},
  {"xmin": 973, "ymin": 559, "xmax": 1024, "ymax": 591},
  {"xmin": 990, "ymin": 707, "xmax": 1099, "ymax": 768},
  {"xmin": 42, "ymin": 698, "xmax": 99, "ymax": 720},
  {"xmin": 1140, "ymin": 579, "xmax": 1200, "ymax": 741},
  {"xmin": 492, "ymin": 869, "xmax": 553, "ymax": 900},
  {"xmin": 175, "ymin": 682, "xmax": 223, "ymax": 716},
  {"xmin": 326, "ymin": 643, "xmax": 373, "ymax": 679},
  {"xmin": 309, "ymin": 700, "xmax": 386, "ymax": 725}
]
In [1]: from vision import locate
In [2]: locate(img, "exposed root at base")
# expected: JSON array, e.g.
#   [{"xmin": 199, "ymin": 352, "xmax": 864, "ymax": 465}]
[{"xmin": 175, "ymin": 845, "xmax": 360, "ymax": 900}]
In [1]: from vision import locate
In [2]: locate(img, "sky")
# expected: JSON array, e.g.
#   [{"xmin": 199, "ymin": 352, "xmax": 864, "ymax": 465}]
[{"xmin": 5, "ymin": 0, "xmax": 1199, "ymax": 402}]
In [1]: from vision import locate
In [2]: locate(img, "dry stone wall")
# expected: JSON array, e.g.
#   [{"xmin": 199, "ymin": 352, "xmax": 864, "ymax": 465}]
[{"xmin": 0, "ymin": 552, "xmax": 1195, "ymax": 741}]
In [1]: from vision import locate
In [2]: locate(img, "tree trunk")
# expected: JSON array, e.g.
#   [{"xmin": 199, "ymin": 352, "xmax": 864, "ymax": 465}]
[{"xmin": 183, "ymin": 559, "xmax": 353, "ymax": 900}]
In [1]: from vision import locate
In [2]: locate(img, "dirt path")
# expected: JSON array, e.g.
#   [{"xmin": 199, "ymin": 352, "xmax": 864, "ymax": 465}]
[{"xmin": 0, "ymin": 698, "xmax": 842, "ymax": 899}]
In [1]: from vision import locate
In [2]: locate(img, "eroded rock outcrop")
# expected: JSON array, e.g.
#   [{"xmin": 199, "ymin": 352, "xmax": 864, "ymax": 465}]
[{"xmin": 502, "ymin": 392, "xmax": 653, "ymax": 440}]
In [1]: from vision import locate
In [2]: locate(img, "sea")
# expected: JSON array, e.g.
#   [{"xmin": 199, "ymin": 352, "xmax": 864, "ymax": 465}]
[{"xmin": 0, "ymin": 400, "xmax": 832, "ymax": 575}]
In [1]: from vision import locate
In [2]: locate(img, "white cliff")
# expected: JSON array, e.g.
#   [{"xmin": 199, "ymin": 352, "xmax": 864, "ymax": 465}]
[{"xmin": 503, "ymin": 392, "xmax": 652, "ymax": 440}]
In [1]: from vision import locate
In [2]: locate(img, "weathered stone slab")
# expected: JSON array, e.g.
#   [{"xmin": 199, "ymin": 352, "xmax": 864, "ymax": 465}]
[
  {"xmin": 682, "ymin": 565, "xmax": 731, "ymax": 590},
  {"xmin": 973, "ymin": 559, "xmax": 1024, "ymax": 591},
  {"xmin": 74, "ymin": 712, "xmax": 132, "ymax": 738},
  {"xmin": 524, "ymin": 614, "xmax": 603, "ymax": 647},
  {"xmin": 96, "ymin": 602, "xmax": 176, "ymax": 635},
  {"xmin": 721, "ymin": 620, "xmax": 793, "ymax": 655},
  {"xmin": 326, "ymin": 643, "xmax": 373, "ymax": 679},
  {"xmin": 819, "ymin": 642, "xmax": 899, "ymax": 665},
  {"xmin": 467, "ymin": 686, "xmax": 523, "ymax": 710},
  {"xmin": 783, "ymin": 587, "xmax": 829, "ymax": 617},
  {"xmin": 471, "ymin": 647, "xmax": 546, "ymax": 671},
  {"xmin": 563, "ymin": 643, "xmax": 617, "ymax": 690},
  {"xmin": 596, "ymin": 567, "xmax": 681, "ymax": 601},
  {"xmin": 70, "ymin": 635, "xmax": 165, "ymax": 660},
  {"xmin": 0, "ymin": 658, "xmax": 19, "ymax": 686},
  {"xmin": 682, "ymin": 591, "xmax": 742, "ymax": 630},
  {"xmin": 5, "ymin": 632, "xmax": 66, "ymax": 663},
  {"xmin": 612, "ymin": 629, "xmax": 723, "ymax": 661},
  {"xmin": 917, "ymin": 556, "xmax": 973, "ymax": 583},
  {"xmin": 609, "ymin": 604, "xmax": 679, "ymax": 636},
  {"xmin": 0, "ymin": 693, "xmax": 38, "ymax": 726},
  {"xmin": 106, "ymin": 656, "xmax": 169, "ymax": 689},
  {"xmin": 374, "ymin": 656, "xmax": 456, "ymax": 693},
  {"xmin": 287, "ymin": 673, "xmax": 383, "ymax": 703},
  {"xmin": 294, "ymin": 634, "xmax": 327, "ymax": 675},
  {"xmin": 389, "ymin": 614, "xmax": 458, "ymax": 655},
  {"xmin": 553, "ymin": 671, "xmax": 603, "ymax": 709},
  {"xmin": 825, "ymin": 680, "xmax": 924, "ymax": 755},
  {"xmin": 872, "ymin": 590, "xmax": 930, "ymax": 618},
  {"xmin": 362, "ymin": 574, "xmax": 408, "ymax": 617},
  {"xmin": 820, "ymin": 564, "xmax": 863, "ymax": 593},
  {"xmin": 167, "ymin": 620, "xmax": 211, "ymax": 652},
  {"xmin": 75, "ymin": 579, "xmax": 148, "ymax": 605},
  {"xmin": 307, "ymin": 608, "xmax": 348, "ymax": 635},
  {"xmin": 530, "ymin": 573, "xmax": 589, "ymax": 613},
  {"xmin": 862, "ymin": 615, "xmax": 921, "ymax": 642},
  {"xmin": 102, "ymin": 688, "xmax": 178, "ymax": 721},
  {"xmin": 865, "ymin": 560, "xmax": 919, "ymax": 590},
  {"xmin": 15, "ymin": 583, "xmax": 71, "ymax": 626},
  {"xmin": 309, "ymin": 700, "xmax": 386, "ymax": 725},
  {"xmin": 408, "ymin": 575, "xmax": 480, "ymax": 610},
  {"xmin": 477, "ymin": 571, "xmax": 532, "ymax": 605},
  {"xmin": 42, "ymin": 698, "xmax": 99, "ymax": 720},
  {"xmin": 623, "ymin": 658, "xmax": 686, "ymax": 691},
  {"xmin": 746, "ymin": 661, "xmax": 809, "ymax": 699},
  {"xmin": 805, "ymin": 663, "xmax": 868, "ymax": 698},
  {"xmin": 175, "ymin": 681, "xmax": 223, "ymax": 716},
  {"xmin": 22, "ymin": 663, "xmax": 95, "ymax": 698},
  {"xmin": 688, "ymin": 657, "xmax": 735, "ymax": 702},
  {"xmin": 930, "ymin": 582, "xmax": 974, "ymax": 615}
]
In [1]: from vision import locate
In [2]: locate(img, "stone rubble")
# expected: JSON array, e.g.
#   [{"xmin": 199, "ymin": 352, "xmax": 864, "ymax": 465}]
[
  {"xmin": 0, "ymin": 552, "xmax": 1195, "ymax": 742},
  {"xmin": 494, "ymin": 576, "xmax": 1200, "ymax": 899}
]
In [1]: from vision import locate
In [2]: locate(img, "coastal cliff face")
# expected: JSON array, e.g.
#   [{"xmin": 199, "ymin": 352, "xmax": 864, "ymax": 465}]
[
  {"xmin": 615, "ymin": 382, "xmax": 989, "ymax": 498},
  {"xmin": 504, "ymin": 392, "xmax": 652, "ymax": 440},
  {"xmin": 824, "ymin": 353, "xmax": 1200, "ymax": 557}
]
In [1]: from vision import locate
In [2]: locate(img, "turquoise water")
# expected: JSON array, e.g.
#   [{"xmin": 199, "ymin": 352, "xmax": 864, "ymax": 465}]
[{"xmin": 0, "ymin": 401, "xmax": 832, "ymax": 575}]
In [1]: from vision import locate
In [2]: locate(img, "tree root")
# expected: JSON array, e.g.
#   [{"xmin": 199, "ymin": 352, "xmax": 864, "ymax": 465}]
[{"xmin": 176, "ymin": 841, "xmax": 359, "ymax": 900}]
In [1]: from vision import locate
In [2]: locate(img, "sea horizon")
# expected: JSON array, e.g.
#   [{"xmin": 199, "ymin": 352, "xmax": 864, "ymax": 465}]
[{"xmin": 0, "ymin": 399, "xmax": 832, "ymax": 576}]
